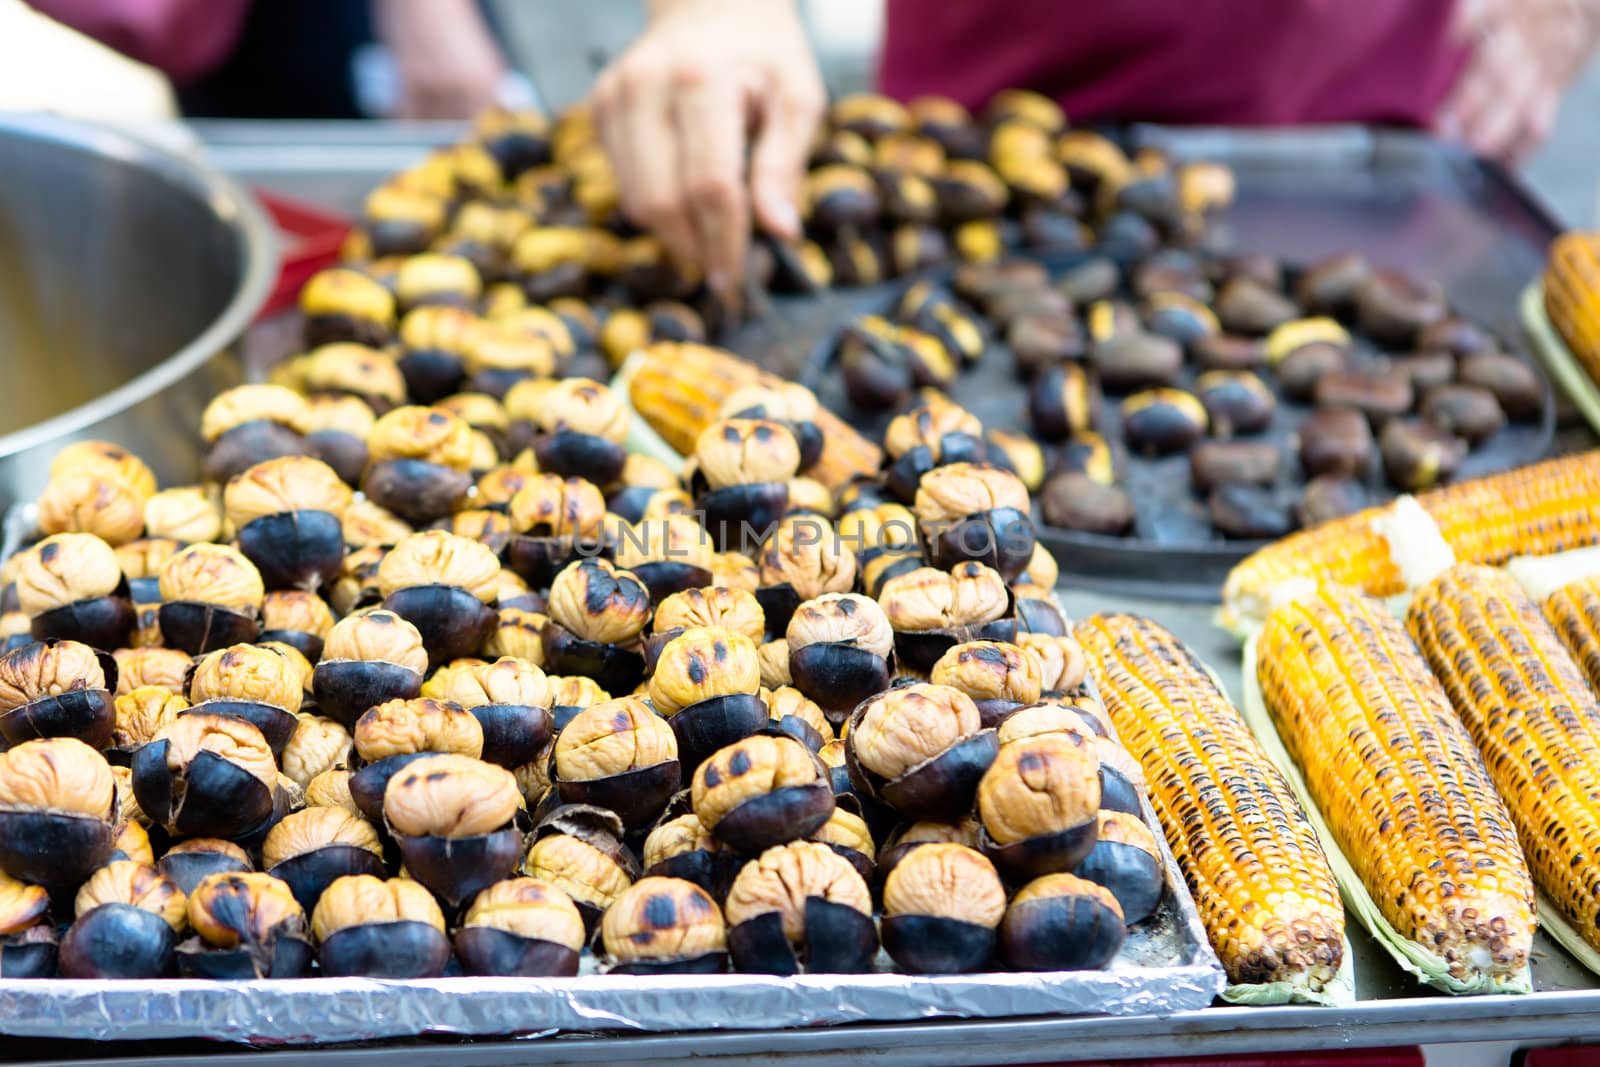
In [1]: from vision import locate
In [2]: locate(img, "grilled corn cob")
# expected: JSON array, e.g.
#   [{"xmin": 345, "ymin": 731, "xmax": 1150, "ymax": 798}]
[
  {"xmin": 1545, "ymin": 575, "xmax": 1600, "ymax": 694},
  {"xmin": 1257, "ymin": 583, "xmax": 1536, "ymax": 986},
  {"xmin": 1407, "ymin": 563, "xmax": 1600, "ymax": 952},
  {"xmin": 1074, "ymin": 613, "xmax": 1344, "ymax": 991},
  {"xmin": 1545, "ymin": 233, "xmax": 1600, "ymax": 383},
  {"xmin": 626, "ymin": 341, "xmax": 881, "ymax": 488},
  {"xmin": 1223, "ymin": 451, "xmax": 1600, "ymax": 633}
]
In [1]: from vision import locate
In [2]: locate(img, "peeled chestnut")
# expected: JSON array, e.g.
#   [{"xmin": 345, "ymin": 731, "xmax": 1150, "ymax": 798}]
[
  {"xmin": 523, "ymin": 803, "xmax": 639, "ymax": 932},
  {"xmin": 378, "ymin": 530, "xmax": 501, "ymax": 669},
  {"xmin": 763, "ymin": 686, "xmax": 832, "ymax": 752},
  {"xmin": 756, "ymin": 513, "xmax": 857, "ymax": 637},
  {"xmin": 132, "ymin": 713, "xmax": 277, "ymax": 840},
  {"xmin": 300, "ymin": 266, "xmax": 396, "ymax": 349},
  {"xmin": 176, "ymin": 871, "xmax": 311, "ymax": 979},
  {"xmin": 530, "ymin": 377, "xmax": 631, "ymax": 487},
  {"xmin": 692, "ymin": 733, "xmax": 834, "ymax": 852},
  {"xmin": 157, "ymin": 543, "xmax": 264, "ymax": 656},
  {"xmin": 184, "ymin": 642, "xmax": 303, "ymax": 756},
  {"xmin": 1075, "ymin": 810, "xmax": 1164, "ymax": 925},
  {"xmin": 0, "ymin": 639, "xmax": 116, "ymax": 750},
  {"xmin": 551, "ymin": 696, "xmax": 680, "ymax": 831},
  {"xmin": 930, "ymin": 640, "xmax": 1043, "ymax": 729},
  {"xmin": 999, "ymin": 872, "xmax": 1125, "ymax": 971},
  {"xmin": 312, "ymin": 874, "xmax": 451, "ymax": 978},
  {"xmin": 199, "ymin": 384, "xmax": 310, "ymax": 485},
  {"xmin": 60, "ymin": 860, "xmax": 185, "ymax": 978},
  {"xmin": 649, "ymin": 627, "xmax": 766, "ymax": 768},
  {"xmin": 786, "ymin": 593, "xmax": 894, "ymax": 724},
  {"xmin": 879, "ymin": 563, "xmax": 1015, "ymax": 674},
  {"xmin": 642, "ymin": 809, "xmax": 734, "ymax": 898},
  {"xmin": 1380, "ymin": 419, "xmax": 1467, "ymax": 492},
  {"xmin": 262, "ymin": 806, "xmax": 385, "ymax": 914},
  {"xmin": 612, "ymin": 514, "xmax": 716, "ymax": 604},
  {"xmin": 349, "ymin": 696, "xmax": 485, "ymax": 822},
  {"xmin": 1016, "ymin": 638, "xmax": 1089, "ymax": 699},
  {"xmin": 881, "ymin": 842, "xmax": 1004, "ymax": 974},
  {"xmin": 1122, "ymin": 389, "xmax": 1207, "ymax": 457},
  {"xmin": 380, "ymin": 752, "xmax": 523, "ymax": 908},
  {"xmin": 977, "ymin": 732, "xmax": 1100, "ymax": 879},
  {"xmin": 312, "ymin": 609, "xmax": 427, "ymax": 729},
  {"xmin": 845, "ymin": 682, "xmax": 998, "ymax": 821},
  {"xmin": 543, "ymin": 558, "xmax": 651, "ymax": 696},
  {"xmin": 0, "ymin": 737, "xmax": 117, "ymax": 889},
  {"xmin": 1353, "ymin": 270, "xmax": 1448, "ymax": 347},
  {"xmin": 431, "ymin": 656, "xmax": 553, "ymax": 769},
  {"xmin": 362, "ymin": 405, "xmax": 476, "ymax": 525},
  {"xmin": 455, "ymin": 876, "xmax": 585, "ymax": 977},
  {"xmin": 0, "ymin": 869, "xmax": 55, "ymax": 977},
  {"xmin": 913, "ymin": 463, "xmax": 1035, "ymax": 583},
  {"xmin": 601, "ymin": 875, "xmax": 728, "ymax": 974},
  {"xmin": 14, "ymin": 533, "xmax": 135, "ymax": 651},
  {"xmin": 724, "ymin": 841, "xmax": 876, "ymax": 975}
]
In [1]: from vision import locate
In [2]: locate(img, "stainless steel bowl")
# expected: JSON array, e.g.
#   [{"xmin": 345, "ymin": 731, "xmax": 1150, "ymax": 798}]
[{"xmin": 0, "ymin": 113, "xmax": 276, "ymax": 511}]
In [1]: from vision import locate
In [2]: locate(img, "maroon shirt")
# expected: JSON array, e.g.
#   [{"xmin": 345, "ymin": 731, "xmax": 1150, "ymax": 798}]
[{"xmin": 879, "ymin": 0, "xmax": 1468, "ymax": 128}]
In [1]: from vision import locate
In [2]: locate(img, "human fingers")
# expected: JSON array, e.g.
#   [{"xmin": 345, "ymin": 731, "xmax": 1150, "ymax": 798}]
[
  {"xmin": 595, "ymin": 51, "xmax": 700, "ymax": 271},
  {"xmin": 671, "ymin": 68, "xmax": 753, "ymax": 300},
  {"xmin": 748, "ymin": 76, "xmax": 824, "ymax": 241}
]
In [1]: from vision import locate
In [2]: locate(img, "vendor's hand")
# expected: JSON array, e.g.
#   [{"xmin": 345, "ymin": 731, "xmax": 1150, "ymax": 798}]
[
  {"xmin": 375, "ymin": 0, "xmax": 507, "ymax": 119},
  {"xmin": 1439, "ymin": 0, "xmax": 1600, "ymax": 164},
  {"xmin": 591, "ymin": 0, "xmax": 825, "ymax": 305}
]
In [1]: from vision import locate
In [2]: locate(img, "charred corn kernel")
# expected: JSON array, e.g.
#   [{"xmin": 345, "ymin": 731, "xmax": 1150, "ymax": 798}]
[
  {"xmin": 1545, "ymin": 576, "xmax": 1600, "ymax": 693},
  {"xmin": 627, "ymin": 342, "xmax": 881, "ymax": 489},
  {"xmin": 1408, "ymin": 564, "xmax": 1600, "ymax": 952},
  {"xmin": 1224, "ymin": 452, "xmax": 1600, "ymax": 632},
  {"xmin": 1545, "ymin": 233, "xmax": 1600, "ymax": 383},
  {"xmin": 1074, "ymin": 613, "xmax": 1344, "ymax": 990},
  {"xmin": 1258, "ymin": 583, "xmax": 1536, "ymax": 985}
]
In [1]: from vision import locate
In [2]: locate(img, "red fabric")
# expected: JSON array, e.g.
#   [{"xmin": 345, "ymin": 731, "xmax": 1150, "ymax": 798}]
[
  {"xmin": 879, "ymin": 0, "xmax": 1469, "ymax": 128},
  {"xmin": 31, "ymin": 0, "xmax": 253, "ymax": 84}
]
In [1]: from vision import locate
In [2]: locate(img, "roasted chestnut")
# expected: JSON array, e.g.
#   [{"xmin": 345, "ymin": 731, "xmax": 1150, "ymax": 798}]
[
  {"xmin": 1122, "ymin": 389, "xmax": 1207, "ymax": 456},
  {"xmin": 1313, "ymin": 369, "xmax": 1414, "ymax": 426},
  {"xmin": 1391, "ymin": 352, "xmax": 1458, "ymax": 394},
  {"xmin": 300, "ymin": 266, "xmax": 396, "ymax": 349},
  {"xmin": 1353, "ymin": 270, "xmax": 1448, "ymax": 347},
  {"xmin": 430, "ymin": 657, "xmax": 553, "ymax": 769},
  {"xmin": 786, "ymin": 593, "xmax": 894, "ymax": 724},
  {"xmin": 33, "ymin": 469, "xmax": 146, "ymax": 547},
  {"xmin": 0, "ymin": 869, "xmax": 55, "ymax": 977},
  {"xmin": 1075, "ymin": 810, "xmax": 1164, "ymax": 925},
  {"xmin": 1028, "ymin": 363, "xmax": 1100, "ymax": 443},
  {"xmin": 523, "ymin": 803, "xmax": 638, "ymax": 932},
  {"xmin": 1421, "ymin": 384, "xmax": 1505, "ymax": 444},
  {"xmin": 180, "ymin": 642, "xmax": 301, "ymax": 757},
  {"xmin": 262, "ymin": 805, "xmax": 384, "ymax": 915},
  {"xmin": 215, "ymin": 456, "xmax": 348, "ymax": 593},
  {"xmin": 297, "ymin": 342, "xmax": 407, "ymax": 414},
  {"xmin": 361, "ymin": 406, "xmax": 475, "ymax": 525},
  {"xmin": 14, "ymin": 533, "xmax": 134, "ymax": 651},
  {"xmin": 1213, "ymin": 276, "xmax": 1297, "ymax": 336},
  {"xmin": 299, "ymin": 393, "xmax": 376, "ymax": 487},
  {"xmin": 382, "ymin": 752, "xmax": 524, "ymax": 907},
  {"xmin": 256, "ymin": 591, "xmax": 335, "ymax": 664},
  {"xmin": 998, "ymin": 701, "xmax": 1108, "ymax": 746},
  {"xmin": 642, "ymin": 808, "xmax": 736, "ymax": 897},
  {"xmin": 0, "ymin": 639, "xmax": 116, "ymax": 749},
  {"xmin": 455, "ymin": 876, "xmax": 584, "ymax": 977},
  {"xmin": 763, "ymin": 686, "xmax": 832, "ymax": 752},
  {"xmin": 1056, "ymin": 432, "xmax": 1117, "ymax": 487},
  {"xmin": 392, "ymin": 305, "xmax": 474, "ymax": 402},
  {"xmin": 199, "ymin": 384, "xmax": 311, "ymax": 484},
  {"xmin": 756, "ymin": 513, "xmax": 857, "ymax": 637},
  {"xmin": 612, "ymin": 515, "xmax": 716, "ymax": 604},
  {"xmin": 724, "ymin": 841, "xmax": 876, "ymax": 975},
  {"xmin": 879, "ymin": 563, "xmax": 1015, "ymax": 674},
  {"xmin": 1380, "ymin": 419, "xmax": 1467, "ymax": 492},
  {"xmin": 913, "ymin": 463, "xmax": 1035, "ymax": 582},
  {"xmin": 1265, "ymin": 318, "xmax": 1352, "ymax": 402},
  {"xmin": 1458, "ymin": 352, "xmax": 1543, "ymax": 421},
  {"xmin": 1196, "ymin": 371, "xmax": 1276, "ymax": 438},
  {"xmin": 504, "ymin": 473, "xmax": 607, "ymax": 589},
  {"xmin": 1013, "ymin": 588, "xmax": 1070, "ymax": 639},
  {"xmin": 650, "ymin": 627, "xmax": 766, "ymax": 768},
  {"xmin": 0, "ymin": 737, "xmax": 117, "ymax": 889},
  {"xmin": 1298, "ymin": 475, "xmax": 1368, "ymax": 526},
  {"xmin": 758, "ymin": 639, "xmax": 793, "ymax": 689},
  {"xmin": 694, "ymin": 417, "xmax": 801, "ymax": 551},
  {"xmin": 349, "ymin": 695, "xmax": 484, "ymax": 821},
  {"xmin": 312, "ymin": 874, "xmax": 451, "ymax": 978},
  {"xmin": 930, "ymin": 640, "xmax": 1043, "ymax": 728},
  {"xmin": 132, "ymin": 712, "xmax": 277, "ymax": 840},
  {"xmin": 1193, "ymin": 334, "xmax": 1266, "ymax": 373},
  {"xmin": 1016, "ymin": 638, "xmax": 1090, "ymax": 700},
  {"xmin": 692, "ymin": 733, "xmax": 834, "ymax": 852},
  {"xmin": 838, "ymin": 315, "xmax": 953, "ymax": 411},
  {"xmin": 1189, "ymin": 441, "xmax": 1281, "ymax": 493},
  {"xmin": 1297, "ymin": 407, "xmax": 1374, "ymax": 479},
  {"xmin": 880, "ymin": 842, "xmax": 1004, "ymax": 974},
  {"xmin": 1295, "ymin": 252, "xmax": 1370, "ymax": 316},
  {"xmin": 999, "ymin": 872, "xmax": 1125, "ymax": 971},
  {"xmin": 977, "ymin": 733, "xmax": 1099, "ymax": 879},
  {"xmin": 1209, "ymin": 484, "xmax": 1298, "ymax": 540},
  {"xmin": 311, "ymin": 608, "xmax": 426, "ymax": 729},
  {"xmin": 1040, "ymin": 471, "xmax": 1135, "ymax": 536},
  {"xmin": 802, "ymin": 163, "xmax": 881, "ymax": 231},
  {"xmin": 157, "ymin": 543, "xmax": 264, "ymax": 656},
  {"xmin": 551, "ymin": 696, "xmax": 680, "ymax": 831},
  {"xmin": 529, "ymin": 377, "xmax": 631, "ymax": 487},
  {"xmin": 651, "ymin": 586, "xmax": 766, "ymax": 650},
  {"xmin": 376, "ymin": 530, "xmax": 500, "ymax": 669},
  {"xmin": 176, "ymin": 871, "xmax": 311, "ymax": 979},
  {"xmin": 544, "ymin": 674, "xmax": 610, "ymax": 734},
  {"xmin": 845, "ymin": 682, "xmax": 997, "ymax": 821},
  {"xmin": 157, "ymin": 838, "xmax": 253, "ymax": 896},
  {"xmin": 542, "ymin": 558, "xmax": 651, "ymax": 696},
  {"xmin": 601, "ymin": 875, "xmax": 728, "ymax": 974},
  {"xmin": 60, "ymin": 860, "xmax": 185, "ymax": 978}
]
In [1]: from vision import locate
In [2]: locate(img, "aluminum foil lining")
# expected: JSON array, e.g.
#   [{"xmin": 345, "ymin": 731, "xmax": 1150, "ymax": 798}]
[{"xmin": 0, "ymin": 503, "xmax": 1225, "ymax": 1043}]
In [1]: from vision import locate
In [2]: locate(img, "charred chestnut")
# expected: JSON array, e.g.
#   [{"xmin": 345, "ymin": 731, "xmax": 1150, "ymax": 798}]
[
  {"xmin": 157, "ymin": 543, "xmax": 264, "ymax": 655},
  {"xmin": 382, "ymin": 752, "xmax": 524, "ymax": 907},
  {"xmin": 15, "ymin": 533, "xmax": 134, "ymax": 651},
  {"xmin": 1265, "ymin": 318, "xmax": 1352, "ymax": 402},
  {"xmin": 1353, "ymin": 270, "xmax": 1448, "ymax": 347},
  {"xmin": 642, "ymin": 809, "xmax": 735, "ymax": 898},
  {"xmin": 1380, "ymin": 419, "xmax": 1467, "ymax": 492},
  {"xmin": 601, "ymin": 875, "xmax": 728, "ymax": 974},
  {"xmin": 258, "ymin": 591, "xmax": 335, "ymax": 664},
  {"xmin": 1122, "ymin": 389, "xmax": 1207, "ymax": 456},
  {"xmin": 977, "ymin": 733, "xmax": 1100, "ymax": 879},
  {"xmin": 300, "ymin": 266, "xmax": 396, "ymax": 349},
  {"xmin": 551, "ymin": 696, "xmax": 680, "ymax": 830},
  {"xmin": 845, "ymin": 682, "xmax": 997, "ymax": 821},
  {"xmin": 523, "ymin": 803, "xmax": 638, "ymax": 932},
  {"xmin": 1040, "ymin": 471, "xmax": 1135, "ymax": 536},
  {"xmin": 60, "ymin": 860, "xmax": 185, "ymax": 978},
  {"xmin": 0, "ymin": 639, "xmax": 116, "ymax": 749},
  {"xmin": 1056, "ymin": 432, "xmax": 1117, "ymax": 487},
  {"xmin": 724, "ymin": 841, "xmax": 875, "ymax": 975},
  {"xmin": 132, "ymin": 713, "xmax": 276, "ymax": 840},
  {"xmin": 881, "ymin": 842, "xmax": 1004, "ymax": 974},
  {"xmin": 930, "ymin": 640, "xmax": 1043, "ymax": 728},
  {"xmin": 1000, "ymin": 872, "xmax": 1125, "ymax": 971},
  {"xmin": 0, "ymin": 738, "xmax": 117, "ymax": 888},
  {"xmin": 650, "ymin": 628, "xmax": 766, "ymax": 768},
  {"xmin": 298, "ymin": 343, "xmax": 407, "ymax": 414},
  {"xmin": 839, "ymin": 315, "xmax": 954, "ymax": 411},
  {"xmin": 692, "ymin": 733, "xmax": 834, "ymax": 852},
  {"xmin": 1458, "ymin": 352, "xmax": 1543, "ymax": 421},
  {"xmin": 542, "ymin": 558, "xmax": 650, "ymax": 695},
  {"xmin": 786, "ymin": 593, "xmax": 894, "ymax": 724},
  {"xmin": 1028, "ymin": 363, "xmax": 1100, "ymax": 443},
  {"xmin": 1075, "ymin": 810, "xmax": 1163, "ymax": 925},
  {"xmin": 879, "ymin": 563, "xmax": 1015, "ymax": 674},
  {"xmin": 1196, "ymin": 371, "xmax": 1276, "ymax": 438},
  {"xmin": 1213, "ymin": 276, "xmax": 1297, "ymax": 337},
  {"xmin": 651, "ymin": 586, "xmax": 766, "ymax": 650},
  {"xmin": 1209, "ymin": 483, "xmax": 1298, "ymax": 540},
  {"xmin": 157, "ymin": 838, "xmax": 252, "ymax": 896},
  {"xmin": 913, "ymin": 463, "xmax": 1035, "ymax": 582},
  {"xmin": 1313, "ymin": 369, "xmax": 1414, "ymax": 426},
  {"xmin": 694, "ymin": 417, "xmax": 801, "ymax": 551},
  {"xmin": 1188, "ymin": 440, "xmax": 1281, "ymax": 493},
  {"xmin": 455, "ymin": 876, "xmax": 584, "ymax": 977},
  {"xmin": 312, "ymin": 874, "xmax": 451, "ymax": 978},
  {"xmin": 176, "ymin": 871, "xmax": 311, "ymax": 979},
  {"xmin": 613, "ymin": 515, "xmax": 716, "ymax": 604}
]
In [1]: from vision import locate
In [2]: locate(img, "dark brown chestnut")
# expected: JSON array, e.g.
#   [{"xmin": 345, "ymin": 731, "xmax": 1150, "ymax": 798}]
[
  {"xmin": 642, "ymin": 808, "xmax": 736, "ymax": 899},
  {"xmin": 0, "ymin": 738, "xmax": 117, "ymax": 889},
  {"xmin": 1142, "ymin": 292, "xmax": 1219, "ymax": 350},
  {"xmin": 312, "ymin": 874, "xmax": 452, "ymax": 978},
  {"xmin": 880, "ymin": 842, "xmax": 1004, "ymax": 974},
  {"xmin": 1209, "ymin": 484, "xmax": 1299, "ymax": 540},
  {"xmin": 1380, "ymin": 420, "xmax": 1467, "ymax": 492},
  {"xmin": 1458, "ymin": 352, "xmax": 1544, "ymax": 421},
  {"xmin": 132, "ymin": 713, "xmax": 277, "ymax": 841},
  {"xmin": 1092, "ymin": 330, "xmax": 1183, "ymax": 394},
  {"xmin": 802, "ymin": 164, "xmax": 881, "ymax": 231},
  {"xmin": 1122, "ymin": 389, "xmax": 1207, "ymax": 456},
  {"xmin": 199, "ymin": 384, "xmax": 311, "ymax": 485},
  {"xmin": 1196, "ymin": 371, "xmax": 1276, "ymax": 438},
  {"xmin": 1421, "ymin": 384, "xmax": 1506, "ymax": 444},
  {"xmin": 724, "ymin": 841, "xmax": 877, "ymax": 975},
  {"xmin": 1041, "ymin": 472, "xmax": 1135, "ymax": 536},
  {"xmin": 1297, "ymin": 475, "xmax": 1368, "ymax": 526},
  {"xmin": 912, "ymin": 463, "xmax": 1035, "ymax": 583},
  {"xmin": 1313, "ymin": 369, "xmax": 1414, "ymax": 426},
  {"xmin": 1214, "ymin": 276, "xmax": 1298, "ymax": 336},
  {"xmin": 1297, "ymin": 407, "xmax": 1375, "ymax": 479},
  {"xmin": 1188, "ymin": 441, "xmax": 1281, "ymax": 493},
  {"xmin": 377, "ymin": 530, "xmax": 501, "ymax": 670},
  {"xmin": 60, "ymin": 861, "xmax": 185, "ymax": 978},
  {"xmin": 1295, "ymin": 252, "xmax": 1371, "ymax": 316},
  {"xmin": 1193, "ymin": 334, "xmax": 1267, "ymax": 372},
  {"xmin": 0, "ymin": 639, "xmax": 116, "ymax": 750},
  {"xmin": 649, "ymin": 627, "xmax": 766, "ymax": 769},
  {"xmin": 999, "ymin": 872, "xmax": 1125, "ymax": 970},
  {"xmin": 300, "ymin": 266, "xmax": 396, "ymax": 350},
  {"xmin": 1057, "ymin": 432, "xmax": 1117, "ymax": 486},
  {"xmin": 1354, "ymin": 270, "xmax": 1448, "ymax": 347},
  {"xmin": 1390, "ymin": 352, "xmax": 1458, "ymax": 393}
]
